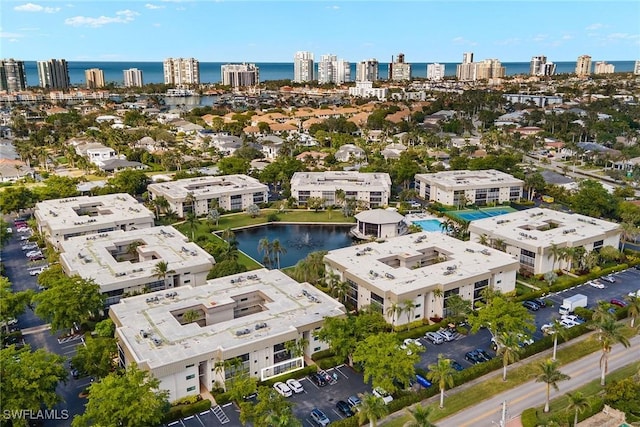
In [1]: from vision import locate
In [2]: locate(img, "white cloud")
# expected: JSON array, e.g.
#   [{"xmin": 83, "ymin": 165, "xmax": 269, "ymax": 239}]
[
  {"xmin": 452, "ymin": 36, "xmax": 477, "ymax": 46},
  {"xmin": 153, "ymin": 23, "xmax": 161, "ymax": 27},
  {"xmin": 562, "ymin": 34, "xmax": 573, "ymax": 40},
  {"xmin": 9, "ymin": 39, "xmax": 19, "ymax": 42},
  {"xmin": 327, "ymin": 5, "xmax": 340, "ymax": 9},
  {"xmin": 145, "ymin": 3, "xmax": 165, "ymax": 9},
  {"xmin": 18, "ymin": 27, "xmax": 40, "ymax": 31},
  {"xmin": 65, "ymin": 9, "xmax": 139, "ymax": 27},
  {"xmin": 532, "ymin": 34, "xmax": 547, "ymax": 42},
  {"xmin": 0, "ymin": 31, "xmax": 24, "ymax": 39},
  {"xmin": 14, "ymin": 3, "xmax": 60, "ymax": 13},
  {"xmin": 585, "ymin": 23, "xmax": 604, "ymax": 31},
  {"xmin": 495, "ymin": 37, "xmax": 520, "ymax": 46}
]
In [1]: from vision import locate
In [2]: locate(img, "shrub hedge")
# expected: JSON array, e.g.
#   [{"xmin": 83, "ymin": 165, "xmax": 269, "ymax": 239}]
[{"xmin": 163, "ymin": 399, "xmax": 211, "ymax": 422}]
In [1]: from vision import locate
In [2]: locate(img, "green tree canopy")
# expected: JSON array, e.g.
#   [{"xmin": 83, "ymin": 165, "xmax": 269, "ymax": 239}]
[
  {"xmin": 238, "ymin": 385, "xmax": 300, "ymax": 427},
  {"xmin": 72, "ymin": 364, "xmax": 170, "ymax": 427},
  {"xmin": 0, "ymin": 277, "xmax": 33, "ymax": 332},
  {"xmin": 570, "ymin": 179, "xmax": 618, "ymax": 219},
  {"xmin": 71, "ymin": 336, "xmax": 118, "ymax": 379},
  {"xmin": 467, "ymin": 295, "xmax": 536, "ymax": 339},
  {"xmin": 217, "ymin": 157, "xmax": 250, "ymax": 175}
]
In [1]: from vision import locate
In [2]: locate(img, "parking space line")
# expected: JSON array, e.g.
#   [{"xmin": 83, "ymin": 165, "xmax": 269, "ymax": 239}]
[
  {"xmin": 334, "ymin": 365, "xmax": 349, "ymax": 379},
  {"xmin": 193, "ymin": 414, "xmax": 205, "ymax": 427},
  {"xmin": 331, "ymin": 408, "xmax": 344, "ymax": 419}
]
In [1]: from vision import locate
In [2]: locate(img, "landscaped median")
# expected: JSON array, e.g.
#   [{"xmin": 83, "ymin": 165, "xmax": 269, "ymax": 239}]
[{"xmin": 375, "ymin": 325, "xmax": 637, "ymax": 427}]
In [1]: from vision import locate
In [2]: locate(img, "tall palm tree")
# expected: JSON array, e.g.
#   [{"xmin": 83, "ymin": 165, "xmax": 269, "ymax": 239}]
[
  {"xmin": 402, "ymin": 299, "xmax": 417, "ymax": 329},
  {"xmin": 185, "ymin": 212, "xmax": 198, "ymax": 241},
  {"xmin": 624, "ymin": 294, "xmax": 640, "ymax": 327},
  {"xmin": 495, "ymin": 332, "xmax": 522, "ymax": 381},
  {"xmin": 331, "ymin": 281, "xmax": 349, "ymax": 305},
  {"xmin": 535, "ymin": 358, "xmax": 570, "ymax": 413},
  {"xmin": 543, "ymin": 318, "xmax": 567, "ymax": 361},
  {"xmin": 591, "ymin": 301, "xmax": 615, "ymax": 323},
  {"xmin": 426, "ymin": 355, "xmax": 456, "ymax": 408},
  {"xmin": 258, "ymin": 237, "xmax": 273, "ymax": 269},
  {"xmin": 386, "ymin": 302, "xmax": 401, "ymax": 326},
  {"xmin": 357, "ymin": 393, "xmax": 388, "ymax": 427},
  {"xmin": 547, "ymin": 243, "xmax": 564, "ymax": 272},
  {"xmin": 284, "ymin": 338, "xmax": 308, "ymax": 358},
  {"xmin": 403, "ymin": 404, "xmax": 436, "ymax": 427},
  {"xmin": 152, "ymin": 261, "xmax": 175, "ymax": 286},
  {"xmin": 589, "ymin": 317, "xmax": 631, "ymax": 386},
  {"xmin": 565, "ymin": 391, "xmax": 590, "ymax": 427},
  {"xmin": 271, "ymin": 239, "xmax": 287, "ymax": 269}
]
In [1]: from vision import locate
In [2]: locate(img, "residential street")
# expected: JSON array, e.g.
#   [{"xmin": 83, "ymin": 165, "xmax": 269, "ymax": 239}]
[{"xmin": 437, "ymin": 334, "xmax": 640, "ymax": 427}]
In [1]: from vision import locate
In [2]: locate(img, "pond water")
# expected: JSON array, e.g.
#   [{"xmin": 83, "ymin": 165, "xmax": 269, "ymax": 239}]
[{"xmin": 231, "ymin": 224, "xmax": 354, "ymax": 269}]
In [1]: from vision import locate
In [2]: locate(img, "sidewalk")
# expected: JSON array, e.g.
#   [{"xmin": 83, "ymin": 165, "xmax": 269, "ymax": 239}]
[{"xmin": 380, "ymin": 330, "xmax": 598, "ymax": 426}]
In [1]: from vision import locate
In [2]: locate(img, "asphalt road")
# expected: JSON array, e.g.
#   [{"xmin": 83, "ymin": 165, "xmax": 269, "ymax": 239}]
[{"xmin": 437, "ymin": 334, "xmax": 640, "ymax": 427}]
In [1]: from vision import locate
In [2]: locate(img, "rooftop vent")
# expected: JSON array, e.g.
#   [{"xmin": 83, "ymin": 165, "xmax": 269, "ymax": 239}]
[
  {"xmin": 235, "ymin": 328, "xmax": 251, "ymax": 336},
  {"xmin": 255, "ymin": 322, "xmax": 267, "ymax": 330}
]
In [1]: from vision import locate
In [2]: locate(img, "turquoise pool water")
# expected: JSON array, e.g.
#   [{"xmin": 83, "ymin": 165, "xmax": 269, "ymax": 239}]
[
  {"xmin": 412, "ymin": 219, "xmax": 444, "ymax": 232},
  {"xmin": 448, "ymin": 207, "xmax": 517, "ymax": 222}
]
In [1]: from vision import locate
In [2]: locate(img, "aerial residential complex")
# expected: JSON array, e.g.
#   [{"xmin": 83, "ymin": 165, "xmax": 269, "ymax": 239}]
[
  {"xmin": 147, "ymin": 174, "xmax": 269, "ymax": 217},
  {"xmin": 530, "ymin": 55, "xmax": 556, "ymax": 76},
  {"xmin": 324, "ymin": 232, "xmax": 519, "ymax": 325},
  {"xmin": 221, "ymin": 63, "xmax": 260, "ymax": 88},
  {"xmin": 34, "ymin": 194, "xmax": 155, "ymax": 249},
  {"xmin": 414, "ymin": 169, "xmax": 523, "ymax": 207},
  {"xmin": 59, "ymin": 226, "xmax": 215, "ymax": 306},
  {"xmin": 290, "ymin": 171, "xmax": 392, "ymax": 208},
  {"xmin": 456, "ymin": 52, "xmax": 506, "ymax": 81},
  {"xmin": 109, "ymin": 269, "xmax": 346, "ymax": 401},
  {"xmin": 163, "ymin": 57, "xmax": 200, "ymax": 85},
  {"xmin": 0, "ymin": 59, "xmax": 27, "ymax": 92},
  {"xmin": 468, "ymin": 208, "xmax": 621, "ymax": 275},
  {"xmin": 317, "ymin": 54, "xmax": 350, "ymax": 84},
  {"xmin": 575, "ymin": 55, "xmax": 592, "ymax": 77}
]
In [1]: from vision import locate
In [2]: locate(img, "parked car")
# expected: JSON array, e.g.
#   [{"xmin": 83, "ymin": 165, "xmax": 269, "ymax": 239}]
[
  {"xmin": 21, "ymin": 243, "xmax": 38, "ymax": 251},
  {"xmin": 415, "ymin": 374, "xmax": 432, "ymax": 388},
  {"xmin": 476, "ymin": 349, "xmax": 493, "ymax": 361},
  {"xmin": 437, "ymin": 329, "xmax": 456, "ymax": 342},
  {"xmin": 588, "ymin": 280, "xmax": 605, "ymax": 289},
  {"xmin": 310, "ymin": 408, "xmax": 331, "ymax": 426},
  {"xmin": 465, "ymin": 350, "xmax": 484, "ymax": 364},
  {"xmin": 273, "ymin": 381, "xmax": 292, "ymax": 397},
  {"xmin": 628, "ymin": 290, "xmax": 640, "ymax": 298},
  {"xmin": 540, "ymin": 323, "xmax": 555, "ymax": 334},
  {"xmin": 559, "ymin": 319, "xmax": 577, "ymax": 328},
  {"xmin": 16, "ymin": 227, "xmax": 30, "ymax": 233},
  {"xmin": 561, "ymin": 314, "xmax": 585, "ymax": 324},
  {"xmin": 373, "ymin": 387, "xmax": 393, "ymax": 404},
  {"xmin": 20, "ymin": 235, "xmax": 31, "ymax": 241},
  {"xmin": 336, "ymin": 400, "xmax": 354, "ymax": 417},
  {"xmin": 610, "ymin": 298, "xmax": 627, "ymax": 308},
  {"xmin": 25, "ymin": 250, "xmax": 43, "ymax": 258},
  {"xmin": 29, "ymin": 266, "xmax": 48, "ymax": 276},
  {"xmin": 285, "ymin": 378, "xmax": 304, "ymax": 394},
  {"xmin": 400, "ymin": 338, "xmax": 424, "ymax": 354},
  {"xmin": 450, "ymin": 360, "xmax": 464, "ymax": 371},
  {"xmin": 347, "ymin": 395, "xmax": 361, "ymax": 410},
  {"xmin": 601, "ymin": 275, "xmax": 616, "ymax": 283},
  {"xmin": 522, "ymin": 300, "xmax": 540, "ymax": 311},
  {"xmin": 28, "ymin": 254, "xmax": 45, "ymax": 261},
  {"xmin": 424, "ymin": 331, "xmax": 444, "ymax": 345},
  {"xmin": 309, "ymin": 373, "xmax": 327, "ymax": 387}
]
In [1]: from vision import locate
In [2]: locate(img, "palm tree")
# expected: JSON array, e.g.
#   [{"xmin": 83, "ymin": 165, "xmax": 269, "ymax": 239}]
[
  {"xmin": 477, "ymin": 233, "xmax": 490, "ymax": 246},
  {"xmin": 357, "ymin": 393, "xmax": 388, "ymax": 427},
  {"xmin": 495, "ymin": 332, "xmax": 522, "ymax": 381},
  {"xmin": 208, "ymin": 208, "xmax": 220, "ymax": 227},
  {"xmin": 535, "ymin": 358, "xmax": 571, "ymax": 413},
  {"xmin": 548, "ymin": 318, "xmax": 570, "ymax": 361},
  {"xmin": 332, "ymin": 281, "xmax": 349, "ymax": 305},
  {"xmin": 426, "ymin": 355, "xmax": 456, "ymax": 408},
  {"xmin": 284, "ymin": 338, "xmax": 308, "ymax": 358},
  {"xmin": 386, "ymin": 302, "xmax": 401, "ymax": 326},
  {"xmin": 403, "ymin": 404, "xmax": 436, "ymax": 427},
  {"xmin": 271, "ymin": 239, "xmax": 287, "ymax": 269},
  {"xmin": 624, "ymin": 294, "xmax": 640, "ymax": 327},
  {"xmin": 152, "ymin": 261, "xmax": 175, "ymax": 286},
  {"xmin": 402, "ymin": 300, "xmax": 417, "ymax": 329},
  {"xmin": 565, "ymin": 391, "xmax": 590, "ymax": 426},
  {"xmin": 185, "ymin": 212, "xmax": 198, "ymax": 241},
  {"xmin": 547, "ymin": 243, "xmax": 564, "ymax": 271},
  {"xmin": 258, "ymin": 237, "xmax": 273, "ymax": 269},
  {"xmin": 589, "ymin": 317, "xmax": 631, "ymax": 386}
]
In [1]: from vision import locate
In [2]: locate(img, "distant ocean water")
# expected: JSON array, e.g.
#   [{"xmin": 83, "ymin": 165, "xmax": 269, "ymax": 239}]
[{"xmin": 22, "ymin": 60, "xmax": 637, "ymax": 87}]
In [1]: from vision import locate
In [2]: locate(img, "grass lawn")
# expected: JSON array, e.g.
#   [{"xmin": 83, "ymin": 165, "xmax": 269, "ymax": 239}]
[
  {"xmin": 381, "ymin": 326, "xmax": 636, "ymax": 426},
  {"xmin": 212, "ymin": 209, "xmax": 355, "ymax": 231}
]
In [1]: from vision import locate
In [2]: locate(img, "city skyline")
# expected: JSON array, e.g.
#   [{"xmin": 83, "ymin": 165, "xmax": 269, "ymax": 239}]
[{"xmin": 2, "ymin": 1, "xmax": 639, "ymax": 63}]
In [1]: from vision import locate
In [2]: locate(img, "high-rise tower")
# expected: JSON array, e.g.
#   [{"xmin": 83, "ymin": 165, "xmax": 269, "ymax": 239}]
[
  {"xmin": 0, "ymin": 59, "xmax": 27, "ymax": 92},
  {"xmin": 37, "ymin": 59, "xmax": 70, "ymax": 89},
  {"xmin": 293, "ymin": 51, "xmax": 314, "ymax": 83}
]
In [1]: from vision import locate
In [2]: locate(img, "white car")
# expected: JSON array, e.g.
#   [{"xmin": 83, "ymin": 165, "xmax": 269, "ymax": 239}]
[
  {"xmin": 29, "ymin": 266, "xmax": 48, "ymax": 276},
  {"xmin": 373, "ymin": 387, "xmax": 393, "ymax": 404},
  {"xmin": 16, "ymin": 227, "xmax": 30, "ymax": 233},
  {"xmin": 285, "ymin": 378, "xmax": 304, "ymax": 394},
  {"xmin": 25, "ymin": 250, "xmax": 43, "ymax": 258},
  {"xmin": 588, "ymin": 280, "xmax": 605, "ymax": 289},
  {"xmin": 628, "ymin": 290, "xmax": 640, "ymax": 298},
  {"xmin": 437, "ymin": 330, "xmax": 456, "ymax": 342},
  {"xmin": 600, "ymin": 275, "xmax": 616, "ymax": 283},
  {"xmin": 273, "ymin": 381, "xmax": 292, "ymax": 397},
  {"xmin": 559, "ymin": 319, "xmax": 577, "ymax": 328},
  {"xmin": 400, "ymin": 338, "xmax": 425, "ymax": 355},
  {"xmin": 561, "ymin": 314, "xmax": 584, "ymax": 324},
  {"xmin": 540, "ymin": 324, "xmax": 555, "ymax": 334}
]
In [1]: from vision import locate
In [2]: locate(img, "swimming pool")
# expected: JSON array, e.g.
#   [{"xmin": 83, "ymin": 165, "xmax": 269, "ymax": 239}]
[
  {"xmin": 448, "ymin": 207, "xmax": 517, "ymax": 222},
  {"xmin": 411, "ymin": 219, "xmax": 444, "ymax": 232}
]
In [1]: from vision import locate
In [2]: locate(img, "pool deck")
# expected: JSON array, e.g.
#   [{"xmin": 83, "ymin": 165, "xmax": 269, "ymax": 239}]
[{"xmin": 405, "ymin": 213, "xmax": 442, "ymax": 223}]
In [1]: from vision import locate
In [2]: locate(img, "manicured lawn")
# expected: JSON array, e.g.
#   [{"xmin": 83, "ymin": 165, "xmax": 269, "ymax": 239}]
[
  {"xmin": 213, "ymin": 209, "xmax": 355, "ymax": 231},
  {"xmin": 381, "ymin": 326, "xmax": 636, "ymax": 426}
]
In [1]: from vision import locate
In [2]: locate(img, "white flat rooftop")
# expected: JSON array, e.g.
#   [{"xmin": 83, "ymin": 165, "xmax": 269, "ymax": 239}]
[
  {"xmin": 291, "ymin": 171, "xmax": 392, "ymax": 189},
  {"xmin": 110, "ymin": 269, "xmax": 345, "ymax": 370},
  {"xmin": 469, "ymin": 207, "xmax": 620, "ymax": 248},
  {"xmin": 147, "ymin": 174, "xmax": 267, "ymax": 200},
  {"xmin": 415, "ymin": 169, "xmax": 523, "ymax": 188},
  {"xmin": 324, "ymin": 232, "xmax": 519, "ymax": 294}
]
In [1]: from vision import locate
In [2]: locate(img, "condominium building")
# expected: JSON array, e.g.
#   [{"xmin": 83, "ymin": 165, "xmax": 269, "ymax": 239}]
[
  {"xmin": 634, "ymin": 60, "xmax": 640, "ymax": 75},
  {"xmin": 355, "ymin": 59, "xmax": 379, "ymax": 82},
  {"xmin": 221, "ymin": 63, "xmax": 259, "ymax": 88},
  {"xmin": 163, "ymin": 58, "xmax": 200, "ymax": 85},
  {"xmin": 594, "ymin": 61, "xmax": 615, "ymax": 74},
  {"xmin": 348, "ymin": 80, "xmax": 388, "ymax": 101},
  {"xmin": 290, "ymin": 171, "xmax": 392, "ymax": 209},
  {"xmin": 456, "ymin": 52, "xmax": 476, "ymax": 81},
  {"xmin": 426, "ymin": 63, "xmax": 445, "ymax": 81},
  {"xmin": 324, "ymin": 232, "xmax": 519, "ymax": 325},
  {"xmin": 317, "ymin": 54, "xmax": 350, "ymax": 84},
  {"xmin": 35, "ymin": 194, "xmax": 155, "ymax": 249},
  {"xmin": 389, "ymin": 53, "xmax": 411, "ymax": 81},
  {"xmin": 0, "ymin": 59, "xmax": 27, "ymax": 92},
  {"xmin": 147, "ymin": 174, "xmax": 268, "ymax": 217},
  {"xmin": 469, "ymin": 208, "xmax": 621, "ymax": 275},
  {"xmin": 530, "ymin": 55, "xmax": 556, "ymax": 76},
  {"xmin": 575, "ymin": 55, "xmax": 592, "ymax": 77},
  {"xmin": 293, "ymin": 51, "xmax": 314, "ymax": 83},
  {"xmin": 85, "ymin": 68, "xmax": 105, "ymax": 89},
  {"xmin": 37, "ymin": 59, "xmax": 70, "ymax": 89},
  {"xmin": 414, "ymin": 169, "xmax": 523, "ymax": 207},
  {"xmin": 110, "ymin": 269, "xmax": 346, "ymax": 400},
  {"xmin": 475, "ymin": 59, "xmax": 506, "ymax": 80},
  {"xmin": 60, "ymin": 226, "xmax": 215, "ymax": 306},
  {"xmin": 123, "ymin": 68, "xmax": 144, "ymax": 87}
]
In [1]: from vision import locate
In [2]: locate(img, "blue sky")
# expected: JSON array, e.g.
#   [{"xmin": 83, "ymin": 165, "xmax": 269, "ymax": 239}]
[{"xmin": 2, "ymin": 1, "xmax": 639, "ymax": 62}]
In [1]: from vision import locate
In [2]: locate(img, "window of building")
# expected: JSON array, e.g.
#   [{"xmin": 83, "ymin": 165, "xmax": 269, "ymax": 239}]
[
  {"xmin": 519, "ymin": 248, "xmax": 536, "ymax": 268},
  {"xmin": 186, "ymin": 374, "xmax": 195, "ymax": 380},
  {"xmin": 370, "ymin": 292, "xmax": 384, "ymax": 313},
  {"xmin": 187, "ymin": 386, "xmax": 196, "ymax": 392}
]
